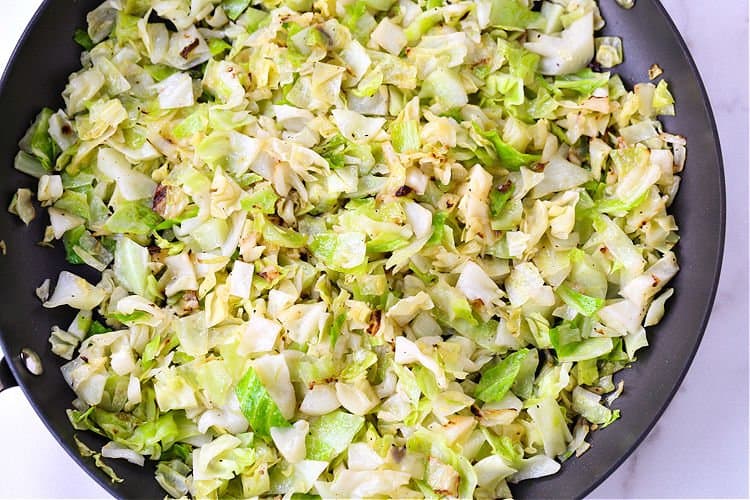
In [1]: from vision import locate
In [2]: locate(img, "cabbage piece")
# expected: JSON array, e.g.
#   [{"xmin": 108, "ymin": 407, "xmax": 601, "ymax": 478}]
[
  {"xmin": 15, "ymin": 151, "xmax": 48, "ymax": 179},
  {"xmin": 77, "ymin": 98, "xmax": 127, "ymax": 140},
  {"xmin": 37, "ymin": 174, "xmax": 64, "ymax": 206},
  {"xmin": 114, "ymin": 237, "xmax": 157, "ymax": 300},
  {"xmin": 597, "ymin": 298, "xmax": 643, "ymax": 336},
  {"xmin": 311, "ymin": 62, "xmax": 345, "ymax": 109},
  {"xmin": 278, "ymin": 303, "xmax": 329, "ymax": 344},
  {"xmin": 203, "ymin": 59, "xmax": 245, "ymax": 108},
  {"xmin": 524, "ymin": 12, "xmax": 594, "ymax": 76},
  {"xmin": 97, "ymin": 148, "xmax": 157, "ymax": 201},
  {"xmin": 404, "ymin": 9, "xmax": 442, "ymax": 45},
  {"xmin": 335, "ymin": 380, "xmax": 379, "ymax": 415},
  {"xmin": 228, "ymin": 260, "xmax": 254, "ymax": 299},
  {"xmin": 269, "ymin": 460, "xmax": 328, "ymax": 496},
  {"xmin": 328, "ymin": 469, "xmax": 412, "ymax": 497},
  {"xmin": 556, "ymin": 284, "xmax": 604, "ymax": 317},
  {"xmin": 340, "ymin": 39, "xmax": 371, "ymax": 84},
  {"xmin": 475, "ymin": 349, "xmax": 529, "ymax": 403},
  {"xmin": 420, "ymin": 68, "xmax": 468, "ymax": 112},
  {"xmin": 19, "ymin": 108, "xmax": 58, "ymax": 169},
  {"xmin": 456, "ymin": 261, "xmax": 502, "ymax": 305},
  {"xmin": 54, "ymin": 190, "xmax": 90, "ymax": 222},
  {"xmin": 394, "ymin": 336, "xmax": 447, "ymax": 388},
  {"xmin": 346, "ymin": 442, "xmax": 384, "ymax": 471},
  {"xmin": 154, "ymin": 368, "xmax": 198, "ymax": 411},
  {"xmin": 411, "ymin": 32, "xmax": 468, "ymax": 72},
  {"xmin": 253, "ymin": 354, "xmax": 296, "ymax": 419},
  {"xmin": 572, "ymin": 386, "xmax": 620, "ymax": 426},
  {"xmin": 174, "ymin": 312, "xmax": 208, "ymax": 357},
  {"xmin": 486, "ymin": 73, "xmax": 525, "ymax": 106},
  {"xmin": 391, "ymin": 117, "xmax": 420, "ymax": 154},
  {"xmin": 271, "ymin": 420, "xmax": 309, "ymax": 464},
  {"xmin": 406, "ymin": 428, "xmax": 478, "ymax": 498},
  {"xmin": 197, "ymin": 131, "xmax": 261, "ymax": 175},
  {"xmin": 164, "ymin": 27, "xmax": 211, "ymax": 70},
  {"xmin": 554, "ymin": 68, "xmax": 610, "ymax": 98},
  {"xmin": 197, "ymin": 394, "xmax": 250, "ymax": 434},
  {"xmin": 508, "ymin": 454, "xmax": 561, "ymax": 483},
  {"xmin": 49, "ymin": 325, "xmax": 81, "ymax": 360},
  {"xmin": 475, "ymin": 454, "xmax": 517, "ymax": 490},
  {"xmin": 644, "ymin": 288, "xmax": 674, "ymax": 327},
  {"xmin": 64, "ymin": 68, "xmax": 105, "ymax": 115},
  {"xmin": 310, "ymin": 231, "xmax": 367, "ymax": 272},
  {"xmin": 44, "ymin": 271, "xmax": 107, "ymax": 310},
  {"xmin": 155, "ymin": 460, "xmax": 190, "ymax": 498},
  {"xmin": 163, "ymin": 253, "xmax": 198, "ymax": 297},
  {"xmin": 505, "ymin": 262, "xmax": 553, "ymax": 307},
  {"xmin": 101, "ymin": 441, "xmax": 145, "ymax": 466},
  {"xmin": 489, "ymin": 0, "xmax": 541, "ymax": 29},
  {"xmin": 223, "ymin": 0, "xmax": 251, "ymax": 21},
  {"xmin": 531, "ymin": 157, "xmax": 591, "ymax": 198},
  {"xmin": 306, "ymin": 410, "xmax": 365, "ymax": 462},
  {"xmin": 371, "ymin": 18, "xmax": 407, "ymax": 56},
  {"xmin": 404, "ymin": 200, "xmax": 432, "ymax": 239},
  {"xmin": 104, "ymin": 201, "xmax": 163, "ymax": 236},
  {"xmin": 300, "ymin": 384, "xmax": 341, "ymax": 416},
  {"xmin": 595, "ymin": 37, "xmax": 623, "ymax": 68},
  {"xmin": 8, "ymin": 188, "xmax": 36, "ymax": 225},
  {"xmin": 620, "ymin": 252, "xmax": 678, "ymax": 308},
  {"xmin": 86, "ymin": 1, "xmax": 117, "ymax": 43},
  {"xmin": 386, "ymin": 291, "xmax": 434, "ymax": 326},
  {"xmin": 527, "ymin": 396, "xmax": 572, "ymax": 457},
  {"xmin": 331, "ymin": 109, "xmax": 386, "ymax": 142},
  {"xmin": 192, "ymin": 434, "xmax": 254, "ymax": 482},
  {"xmin": 50, "ymin": 212, "xmax": 85, "ymax": 245},
  {"xmin": 63, "ymin": 227, "xmax": 114, "ymax": 272},
  {"xmin": 154, "ymin": 73, "xmax": 195, "ymax": 109},
  {"xmin": 653, "ymin": 79, "xmax": 675, "ymax": 115},
  {"xmin": 550, "ymin": 325, "xmax": 614, "ymax": 362},
  {"xmin": 92, "ymin": 54, "xmax": 130, "ymax": 95},
  {"xmin": 427, "ymin": 456, "xmax": 461, "ymax": 496},
  {"xmin": 475, "ymin": 126, "xmax": 541, "ymax": 171},
  {"xmin": 592, "ymin": 214, "xmax": 646, "ymax": 277},
  {"xmin": 239, "ymin": 316, "xmax": 282, "ymax": 355},
  {"xmin": 457, "ymin": 164, "xmax": 493, "ymax": 242},
  {"xmin": 235, "ymin": 365, "xmax": 290, "ymax": 438}
]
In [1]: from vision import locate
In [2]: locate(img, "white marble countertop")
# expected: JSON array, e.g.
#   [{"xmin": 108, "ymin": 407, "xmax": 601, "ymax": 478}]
[{"xmin": 0, "ymin": 1, "xmax": 747, "ymax": 498}]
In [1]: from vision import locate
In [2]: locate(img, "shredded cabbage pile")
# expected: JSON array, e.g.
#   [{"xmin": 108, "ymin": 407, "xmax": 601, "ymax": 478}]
[{"xmin": 10, "ymin": 0, "xmax": 683, "ymax": 497}]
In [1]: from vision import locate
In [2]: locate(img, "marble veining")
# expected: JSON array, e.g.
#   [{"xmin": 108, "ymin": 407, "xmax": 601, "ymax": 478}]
[{"xmin": 0, "ymin": 1, "xmax": 747, "ymax": 498}]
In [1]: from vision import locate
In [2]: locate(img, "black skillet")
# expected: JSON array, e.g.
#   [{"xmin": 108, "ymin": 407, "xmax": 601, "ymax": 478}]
[{"xmin": 0, "ymin": 0, "xmax": 725, "ymax": 498}]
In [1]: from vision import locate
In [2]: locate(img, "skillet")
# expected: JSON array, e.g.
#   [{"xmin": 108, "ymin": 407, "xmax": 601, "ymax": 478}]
[{"xmin": 0, "ymin": 0, "xmax": 725, "ymax": 498}]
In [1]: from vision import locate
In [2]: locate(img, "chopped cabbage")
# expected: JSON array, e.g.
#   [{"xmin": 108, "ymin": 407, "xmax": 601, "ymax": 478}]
[{"xmin": 14, "ymin": 0, "xmax": 685, "ymax": 496}]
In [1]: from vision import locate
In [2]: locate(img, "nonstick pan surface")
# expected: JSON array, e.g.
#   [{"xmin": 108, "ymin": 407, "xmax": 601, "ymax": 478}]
[{"xmin": 0, "ymin": 1, "xmax": 725, "ymax": 498}]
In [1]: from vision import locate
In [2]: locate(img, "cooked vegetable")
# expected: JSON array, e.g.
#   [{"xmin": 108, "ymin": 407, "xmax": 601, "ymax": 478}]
[{"xmin": 11, "ymin": 0, "xmax": 683, "ymax": 497}]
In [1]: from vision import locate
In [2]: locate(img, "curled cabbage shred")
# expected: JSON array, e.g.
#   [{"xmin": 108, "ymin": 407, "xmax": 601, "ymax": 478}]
[{"xmin": 11, "ymin": 0, "xmax": 683, "ymax": 497}]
